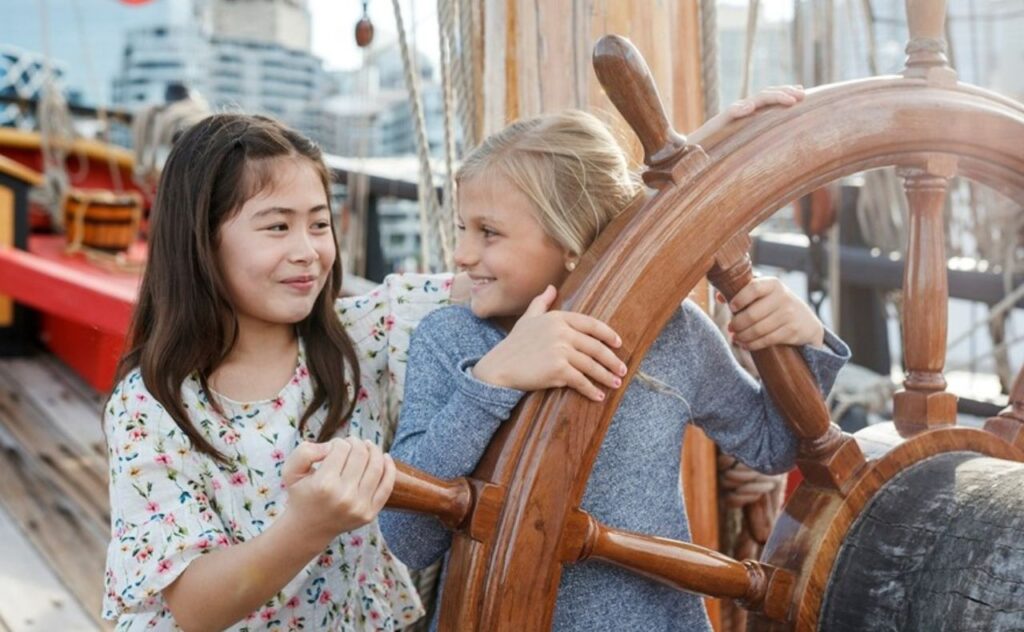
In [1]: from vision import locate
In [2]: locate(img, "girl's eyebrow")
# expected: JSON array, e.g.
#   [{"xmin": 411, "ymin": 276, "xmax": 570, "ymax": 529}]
[
  {"xmin": 467, "ymin": 213, "xmax": 503, "ymax": 227},
  {"xmin": 253, "ymin": 204, "xmax": 329, "ymax": 218}
]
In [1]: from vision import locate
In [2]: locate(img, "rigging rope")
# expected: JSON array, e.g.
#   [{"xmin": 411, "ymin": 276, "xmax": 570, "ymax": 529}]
[{"xmin": 391, "ymin": 0, "xmax": 451, "ymax": 271}]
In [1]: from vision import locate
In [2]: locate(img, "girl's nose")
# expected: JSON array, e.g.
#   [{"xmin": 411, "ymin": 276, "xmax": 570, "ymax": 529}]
[
  {"xmin": 453, "ymin": 237, "xmax": 476, "ymax": 270},
  {"xmin": 290, "ymin": 230, "xmax": 320, "ymax": 264}
]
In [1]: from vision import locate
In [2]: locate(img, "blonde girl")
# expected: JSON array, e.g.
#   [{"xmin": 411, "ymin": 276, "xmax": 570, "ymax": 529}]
[{"xmin": 379, "ymin": 88, "xmax": 851, "ymax": 630}]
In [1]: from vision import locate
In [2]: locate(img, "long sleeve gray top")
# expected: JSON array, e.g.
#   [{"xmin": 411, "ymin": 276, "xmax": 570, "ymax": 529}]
[{"xmin": 380, "ymin": 301, "xmax": 850, "ymax": 631}]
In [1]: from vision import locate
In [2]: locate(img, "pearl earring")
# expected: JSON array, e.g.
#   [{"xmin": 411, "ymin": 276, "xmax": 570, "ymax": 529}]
[{"xmin": 566, "ymin": 260, "xmax": 577, "ymax": 272}]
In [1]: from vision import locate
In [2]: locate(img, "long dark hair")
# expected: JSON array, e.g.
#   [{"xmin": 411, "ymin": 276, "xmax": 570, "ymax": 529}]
[{"xmin": 116, "ymin": 113, "xmax": 360, "ymax": 462}]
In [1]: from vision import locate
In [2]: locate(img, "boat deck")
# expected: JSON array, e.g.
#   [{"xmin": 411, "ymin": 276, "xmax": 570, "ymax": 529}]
[{"xmin": 0, "ymin": 352, "xmax": 109, "ymax": 631}]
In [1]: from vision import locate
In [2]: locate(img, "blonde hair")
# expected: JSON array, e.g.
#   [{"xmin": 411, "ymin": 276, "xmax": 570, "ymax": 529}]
[{"xmin": 456, "ymin": 110, "xmax": 642, "ymax": 257}]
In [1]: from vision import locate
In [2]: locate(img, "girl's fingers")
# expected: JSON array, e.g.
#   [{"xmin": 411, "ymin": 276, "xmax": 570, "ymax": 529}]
[
  {"xmin": 728, "ymin": 279, "xmax": 774, "ymax": 313},
  {"xmin": 565, "ymin": 312, "xmax": 622, "ymax": 349},
  {"xmin": 282, "ymin": 441, "xmax": 331, "ymax": 486},
  {"xmin": 780, "ymin": 85, "xmax": 805, "ymax": 100},
  {"xmin": 337, "ymin": 438, "xmax": 370, "ymax": 488},
  {"xmin": 370, "ymin": 455, "xmax": 397, "ymax": 511},
  {"xmin": 753, "ymin": 89, "xmax": 797, "ymax": 107},
  {"xmin": 356, "ymin": 440, "xmax": 386, "ymax": 494},
  {"xmin": 564, "ymin": 367, "xmax": 604, "ymax": 402},
  {"xmin": 572, "ymin": 331, "xmax": 627, "ymax": 378},
  {"xmin": 568, "ymin": 348, "xmax": 621, "ymax": 391},
  {"xmin": 311, "ymin": 439, "xmax": 352, "ymax": 483},
  {"xmin": 740, "ymin": 321, "xmax": 793, "ymax": 351},
  {"xmin": 729, "ymin": 293, "xmax": 782, "ymax": 336},
  {"xmin": 733, "ymin": 311, "xmax": 788, "ymax": 346}
]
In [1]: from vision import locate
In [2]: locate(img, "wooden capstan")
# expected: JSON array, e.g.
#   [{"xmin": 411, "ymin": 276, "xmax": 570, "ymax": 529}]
[{"xmin": 381, "ymin": 0, "xmax": 1024, "ymax": 628}]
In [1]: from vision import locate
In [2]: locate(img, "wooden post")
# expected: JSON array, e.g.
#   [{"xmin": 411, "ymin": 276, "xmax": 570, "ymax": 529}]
[
  {"xmin": 561, "ymin": 510, "xmax": 793, "ymax": 622},
  {"xmin": 903, "ymin": 0, "xmax": 950, "ymax": 80},
  {"xmin": 893, "ymin": 157, "xmax": 958, "ymax": 436},
  {"xmin": 984, "ymin": 366, "xmax": 1024, "ymax": 450}
]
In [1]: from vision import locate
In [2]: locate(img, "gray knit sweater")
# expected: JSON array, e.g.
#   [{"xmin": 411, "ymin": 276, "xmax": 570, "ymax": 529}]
[{"xmin": 380, "ymin": 301, "xmax": 850, "ymax": 631}]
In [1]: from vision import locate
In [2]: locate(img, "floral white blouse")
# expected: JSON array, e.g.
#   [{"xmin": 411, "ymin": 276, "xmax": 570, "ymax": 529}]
[{"xmin": 103, "ymin": 274, "xmax": 454, "ymax": 631}]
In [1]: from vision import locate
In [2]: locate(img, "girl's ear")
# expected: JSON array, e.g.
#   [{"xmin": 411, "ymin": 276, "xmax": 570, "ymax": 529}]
[{"xmin": 564, "ymin": 252, "xmax": 579, "ymax": 272}]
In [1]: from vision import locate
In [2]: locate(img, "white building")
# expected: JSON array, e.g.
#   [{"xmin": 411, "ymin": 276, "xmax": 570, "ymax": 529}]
[{"xmin": 112, "ymin": 0, "xmax": 326, "ymax": 141}]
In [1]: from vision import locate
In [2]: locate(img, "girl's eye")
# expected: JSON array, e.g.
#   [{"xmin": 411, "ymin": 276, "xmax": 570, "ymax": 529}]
[
  {"xmin": 482, "ymin": 227, "xmax": 498, "ymax": 238},
  {"xmin": 267, "ymin": 223, "xmax": 288, "ymax": 232},
  {"xmin": 455, "ymin": 223, "xmax": 466, "ymax": 232},
  {"xmin": 313, "ymin": 221, "xmax": 331, "ymax": 230}
]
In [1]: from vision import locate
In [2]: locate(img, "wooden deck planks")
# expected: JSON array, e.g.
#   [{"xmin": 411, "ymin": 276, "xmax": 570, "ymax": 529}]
[
  {"xmin": 0, "ymin": 353, "xmax": 111, "ymax": 631},
  {"xmin": 0, "ymin": 503, "xmax": 99, "ymax": 631}
]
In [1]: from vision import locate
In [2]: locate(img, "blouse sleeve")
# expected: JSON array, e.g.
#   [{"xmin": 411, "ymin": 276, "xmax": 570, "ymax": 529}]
[
  {"xmin": 102, "ymin": 371, "xmax": 230, "ymax": 619},
  {"xmin": 336, "ymin": 273, "xmax": 455, "ymax": 448}
]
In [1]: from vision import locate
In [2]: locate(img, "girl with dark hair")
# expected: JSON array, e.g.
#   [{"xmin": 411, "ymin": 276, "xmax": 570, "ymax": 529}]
[{"xmin": 102, "ymin": 113, "xmax": 473, "ymax": 630}]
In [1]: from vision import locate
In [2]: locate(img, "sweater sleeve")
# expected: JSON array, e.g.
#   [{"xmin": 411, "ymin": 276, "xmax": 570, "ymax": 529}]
[
  {"xmin": 670, "ymin": 302, "xmax": 850, "ymax": 474},
  {"xmin": 379, "ymin": 309, "xmax": 524, "ymax": 570}
]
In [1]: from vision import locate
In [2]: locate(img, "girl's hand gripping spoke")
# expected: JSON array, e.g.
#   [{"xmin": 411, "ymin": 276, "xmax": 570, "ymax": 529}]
[
  {"xmin": 723, "ymin": 277, "xmax": 825, "ymax": 351},
  {"xmin": 472, "ymin": 285, "xmax": 627, "ymax": 402},
  {"xmin": 282, "ymin": 438, "xmax": 396, "ymax": 546}
]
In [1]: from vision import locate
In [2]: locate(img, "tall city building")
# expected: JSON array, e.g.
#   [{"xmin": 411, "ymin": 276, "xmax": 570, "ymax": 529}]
[{"xmin": 111, "ymin": 0, "xmax": 326, "ymax": 140}]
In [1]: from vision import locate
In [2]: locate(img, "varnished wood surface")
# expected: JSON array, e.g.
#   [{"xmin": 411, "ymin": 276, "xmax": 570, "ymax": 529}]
[
  {"xmin": 984, "ymin": 364, "xmax": 1024, "ymax": 450},
  {"xmin": 432, "ymin": 34, "xmax": 1024, "ymax": 631},
  {"xmin": 892, "ymin": 160, "xmax": 958, "ymax": 434}
]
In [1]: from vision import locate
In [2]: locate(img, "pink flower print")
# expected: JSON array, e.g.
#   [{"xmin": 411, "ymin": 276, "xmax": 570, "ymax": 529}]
[
  {"xmin": 154, "ymin": 453, "xmax": 171, "ymax": 466},
  {"xmin": 156, "ymin": 558, "xmax": 173, "ymax": 574},
  {"xmin": 145, "ymin": 500, "xmax": 160, "ymax": 513},
  {"xmin": 136, "ymin": 393, "xmax": 148, "ymax": 403},
  {"xmin": 260, "ymin": 608, "xmax": 277, "ymax": 622},
  {"xmin": 272, "ymin": 397, "xmax": 285, "ymax": 410},
  {"xmin": 135, "ymin": 544, "xmax": 154, "ymax": 562},
  {"xmin": 357, "ymin": 572, "xmax": 367, "ymax": 586},
  {"xmin": 196, "ymin": 538, "xmax": 211, "ymax": 551},
  {"xmin": 129, "ymin": 427, "xmax": 148, "ymax": 440},
  {"xmin": 349, "ymin": 535, "xmax": 364, "ymax": 548},
  {"xmin": 223, "ymin": 429, "xmax": 240, "ymax": 445},
  {"xmin": 384, "ymin": 314, "xmax": 396, "ymax": 331},
  {"xmin": 318, "ymin": 554, "xmax": 332, "ymax": 568},
  {"xmin": 229, "ymin": 471, "xmax": 248, "ymax": 487},
  {"xmin": 216, "ymin": 534, "xmax": 230, "ymax": 547},
  {"xmin": 318, "ymin": 589, "xmax": 332, "ymax": 605},
  {"xmin": 212, "ymin": 478, "xmax": 223, "ymax": 491},
  {"xmin": 369, "ymin": 610, "xmax": 381, "ymax": 622},
  {"xmin": 286, "ymin": 596, "xmax": 300, "ymax": 609},
  {"xmin": 442, "ymin": 277, "xmax": 454, "ymax": 290},
  {"xmin": 297, "ymin": 366, "xmax": 309, "ymax": 379},
  {"xmin": 163, "ymin": 513, "xmax": 176, "ymax": 525},
  {"xmin": 271, "ymin": 449, "xmax": 285, "ymax": 463},
  {"xmin": 357, "ymin": 387, "xmax": 369, "ymax": 403}
]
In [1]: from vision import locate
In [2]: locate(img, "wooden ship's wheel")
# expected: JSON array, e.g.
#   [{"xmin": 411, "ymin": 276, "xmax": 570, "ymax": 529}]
[{"xmin": 384, "ymin": 1, "xmax": 1024, "ymax": 629}]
